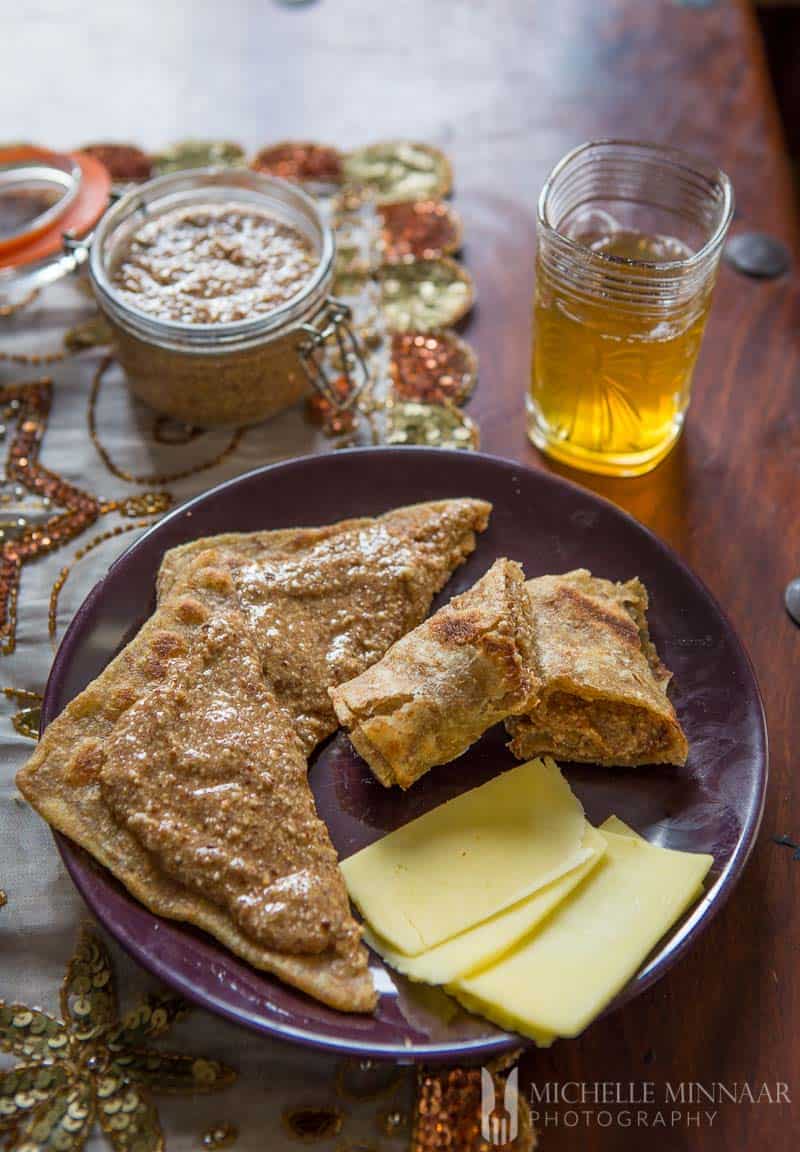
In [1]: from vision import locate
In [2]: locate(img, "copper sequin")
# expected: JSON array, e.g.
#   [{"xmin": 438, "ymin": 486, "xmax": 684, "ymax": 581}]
[
  {"xmin": 251, "ymin": 141, "xmax": 343, "ymax": 185},
  {"xmin": 411, "ymin": 1066, "xmax": 536, "ymax": 1152},
  {"xmin": 0, "ymin": 928, "xmax": 235, "ymax": 1152},
  {"xmin": 81, "ymin": 143, "xmax": 153, "ymax": 182},
  {"xmin": 381, "ymin": 201, "xmax": 462, "ymax": 261},
  {"xmin": 0, "ymin": 379, "xmax": 102, "ymax": 654},
  {"xmin": 305, "ymin": 375, "xmax": 358, "ymax": 438},
  {"xmin": 390, "ymin": 331, "xmax": 477, "ymax": 405}
]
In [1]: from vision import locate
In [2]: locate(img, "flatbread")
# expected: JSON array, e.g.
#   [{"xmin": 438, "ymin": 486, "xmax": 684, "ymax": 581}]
[
  {"xmin": 17, "ymin": 498, "xmax": 491, "ymax": 1012},
  {"xmin": 506, "ymin": 570, "xmax": 688, "ymax": 766},
  {"xmin": 100, "ymin": 584, "xmax": 360, "ymax": 958},
  {"xmin": 157, "ymin": 499, "xmax": 493, "ymax": 753},
  {"xmin": 330, "ymin": 558, "xmax": 539, "ymax": 788},
  {"xmin": 17, "ymin": 552, "xmax": 375, "ymax": 1012}
]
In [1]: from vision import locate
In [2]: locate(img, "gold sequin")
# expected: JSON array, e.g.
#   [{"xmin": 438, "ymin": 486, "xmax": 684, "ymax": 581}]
[
  {"xmin": 343, "ymin": 142, "xmax": 452, "ymax": 204},
  {"xmin": 0, "ymin": 928, "xmax": 235, "ymax": 1152},
  {"xmin": 4, "ymin": 687, "xmax": 43, "ymax": 741},
  {"xmin": 152, "ymin": 140, "xmax": 246, "ymax": 174},
  {"xmin": 63, "ymin": 317, "xmax": 113, "ymax": 354},
  {"xmin": 202, "ymin": 1123, "xmax": 238, "ymax": 1149},
  {"xmin": 113, "ymin": 493, "xmax": 172, "ymax": 517},
  {"xmin": 381, "ymin": 259, "xmax": 473, "ymax": 332},
  {"xmin": 386, "ymin": 400, "xmax": 479, "ymax": 450},
  {"xmin": 377, "ymin": 1107, "xmax": 408, "ymax": 1137}
]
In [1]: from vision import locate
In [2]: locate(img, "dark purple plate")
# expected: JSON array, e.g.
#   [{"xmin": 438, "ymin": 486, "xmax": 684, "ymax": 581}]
[{"xmin": 43, "ymin": 448, "xmax": 767, "ymax": 1060}]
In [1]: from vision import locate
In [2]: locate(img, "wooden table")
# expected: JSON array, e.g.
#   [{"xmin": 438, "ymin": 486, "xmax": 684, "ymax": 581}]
[{"xmin": 5, "ymin": 0, "xmax": 798, "ymax": 1146}]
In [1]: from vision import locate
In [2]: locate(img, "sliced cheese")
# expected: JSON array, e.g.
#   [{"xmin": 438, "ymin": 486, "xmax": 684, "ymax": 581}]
[
  {"xmin": 600, "ymin": 815, "xmax": 642, "ymax": 839},
  {"xmin": 364, "ymin": 822, "xmax": 606, "ymax": 983},
  {"xmin": 451, "ymin": 828, "xmax": 713, "ymax": 1041},
  {"xmin": 341, "ymin": 758, "xmax": 589, "ymax": 955}
]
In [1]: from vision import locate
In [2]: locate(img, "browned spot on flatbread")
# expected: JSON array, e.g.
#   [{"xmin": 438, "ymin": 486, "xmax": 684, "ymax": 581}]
[
  {"xmin": 65, "ymin": 739, "xmax": 104, "ymax": 785},
  {"xmin": 552, "ymin": 583, "xmax": 641, "ymax": 648},
  {"xmin": 104, "ymin": 686, "xmax": 139, "ymax": 722},
  {"xmin": 428, "ymin": 609, "xmax": 484, "ymax": 645},
  {"xmin": 174, "ymin": 596, "xmax": 210, "ymax": 625},
  {"xmin": 142, "ymin": 630, "xmax": 186, "ymax": 678},
  {"xmin": 194, "ymin": 567, "xmax": 235, "ymax": 595}
]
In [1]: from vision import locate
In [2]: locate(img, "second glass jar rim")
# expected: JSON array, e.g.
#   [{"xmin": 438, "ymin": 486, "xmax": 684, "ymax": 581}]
[{"xmin": 537, "ymin": 139, "xmax": 734, "ymax": 273}]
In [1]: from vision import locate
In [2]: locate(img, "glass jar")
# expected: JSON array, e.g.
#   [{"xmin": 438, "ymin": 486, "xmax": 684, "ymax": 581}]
[
  {"xmin": 89, "ymin": 168, "xmax": 365, "ymax": 426},
  {"xmin": 528, "ymin": 141, "xmax": 734, "ymax": 477}
]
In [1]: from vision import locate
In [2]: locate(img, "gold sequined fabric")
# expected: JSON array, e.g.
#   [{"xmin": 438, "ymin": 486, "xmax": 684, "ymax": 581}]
[{"xmin": 0, "ymin": 929, "xmax": 235, "ymax": 1152}]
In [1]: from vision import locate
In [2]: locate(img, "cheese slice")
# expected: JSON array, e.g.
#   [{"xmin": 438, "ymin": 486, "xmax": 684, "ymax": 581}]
[
  {"xmin": 600, "ymin": 814, "xmax": 642, "ymax": 839},
  {"xmin": 364, "ymin": 822, "xmax": 606, "ymax": 983},
  {"xmin": 341, "ymin": 758, "xmax": 589, "ymax": 955},
  {"xmin": 451, "ymin": 827, "xmax": 713, "ymax": 1041}
]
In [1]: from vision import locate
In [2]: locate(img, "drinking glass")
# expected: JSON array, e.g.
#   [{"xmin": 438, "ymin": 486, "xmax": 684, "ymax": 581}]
[{"xmin": 528, "ymin": 141, "xmax": 733, "ymax": 476}]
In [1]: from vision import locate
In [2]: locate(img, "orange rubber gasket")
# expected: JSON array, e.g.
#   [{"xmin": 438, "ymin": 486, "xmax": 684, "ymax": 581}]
[{"xmin": 0, "ymin": 146, "xmax": 111, "ymax": 269}]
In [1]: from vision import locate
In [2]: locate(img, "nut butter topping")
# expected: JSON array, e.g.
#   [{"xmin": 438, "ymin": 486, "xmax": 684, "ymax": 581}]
[
  {"xmin": 100, "ymin": 597, "xmax": 359, "ymax": 957},
  {"xmin": 112, "ymin": 201, "xmax": 317, "ymax": 324},
  {"xmin": 222, "ymin": 501, "xmax": 494, "ymax": 753}
]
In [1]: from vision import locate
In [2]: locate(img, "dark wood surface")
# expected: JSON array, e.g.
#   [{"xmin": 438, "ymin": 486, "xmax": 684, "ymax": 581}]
[{"xmin": 5, "ymin": 0, "xmax": 799, "ymax": 1145}]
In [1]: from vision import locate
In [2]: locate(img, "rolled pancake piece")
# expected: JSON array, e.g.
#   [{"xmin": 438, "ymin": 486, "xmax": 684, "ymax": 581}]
[
  {"xmin": 330, "ymin": 559, "xmax": 540, "ymax": 789},
  {"xmin": 157, "ymin": 498, "xmax": 492, "ymax": 754},
  {"xmin": 506, "ymin": 570, "xmax": 688, "ymax": 767},
  {"xmin": 17, "ymin": 551, "xmax": 375, "ymax": 1013}
]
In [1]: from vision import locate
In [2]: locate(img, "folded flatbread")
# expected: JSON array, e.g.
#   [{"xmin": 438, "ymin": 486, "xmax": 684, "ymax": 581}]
[
  {"xmin": 505, "ymin": 570, "xmax": 688, "ymax": 767},
  {"xmin": 329, "ymin": 559, "xmax": 539, "ymax": 789},
  {"xmin": 17, "ymin": 499, "xmax": 490, "ymax": 1012},
  {"xmin": 156, "ymin": 499, "xmax": 492, "ymax": 753},
  {"xmin": 100, "ymin": 585, "xmax": 359, "ymax": 958}
]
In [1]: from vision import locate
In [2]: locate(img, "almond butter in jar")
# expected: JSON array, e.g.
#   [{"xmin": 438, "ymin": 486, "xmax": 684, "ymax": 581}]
[{"xmin": 89, "ymin": 168, "xmax": 361, "ymax": 426}]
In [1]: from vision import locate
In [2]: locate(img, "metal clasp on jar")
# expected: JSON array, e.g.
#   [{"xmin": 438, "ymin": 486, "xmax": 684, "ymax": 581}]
[{"xmin": 297, "ymin": 298, "xmax": 369, "ymax": 411}]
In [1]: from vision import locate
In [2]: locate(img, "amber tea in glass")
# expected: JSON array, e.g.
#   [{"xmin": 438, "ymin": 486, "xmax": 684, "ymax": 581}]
[{"xmin": 529, "ymin": 141, "xmax": 733, "ymax": 476}]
